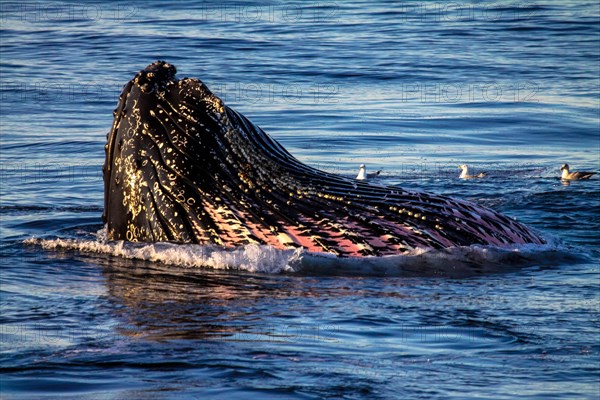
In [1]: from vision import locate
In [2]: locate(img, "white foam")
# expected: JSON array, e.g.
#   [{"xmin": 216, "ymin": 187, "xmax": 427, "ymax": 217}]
[
  {"xmin": 24, "ymin": 228, "xmax": 573, "ymax": 277},
  {"xmin": 25, "ymin": 234, "xmax": 302, "ymax": 274}
]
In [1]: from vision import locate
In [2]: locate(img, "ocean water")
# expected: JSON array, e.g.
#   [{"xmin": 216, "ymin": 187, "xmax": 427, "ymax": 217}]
[{"xmin": 1, "ymin": 0, "xmax": 599, "ymax": 398}]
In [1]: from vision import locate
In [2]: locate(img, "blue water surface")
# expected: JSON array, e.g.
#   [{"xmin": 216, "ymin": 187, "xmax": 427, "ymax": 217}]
[{"xmin": 1, "ymin": 1, "xmax": 599, "ymax": 399}]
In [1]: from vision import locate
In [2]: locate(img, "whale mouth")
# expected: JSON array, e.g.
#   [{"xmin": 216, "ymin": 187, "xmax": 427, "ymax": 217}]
[{"xmin": 103, "ymin": 61, "xmax": 545, "ymax": 257}]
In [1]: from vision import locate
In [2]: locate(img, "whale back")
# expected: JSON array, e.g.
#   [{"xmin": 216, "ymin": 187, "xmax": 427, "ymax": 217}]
[{"xmin": 103, "ymin": 61, "xmax": 545, "ymax": 256}]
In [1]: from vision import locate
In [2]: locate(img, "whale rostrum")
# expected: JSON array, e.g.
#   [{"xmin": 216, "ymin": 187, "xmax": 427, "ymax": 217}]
[{"xmin": 103, "ymin": 61, "xmax": 544, "ymax": 257}]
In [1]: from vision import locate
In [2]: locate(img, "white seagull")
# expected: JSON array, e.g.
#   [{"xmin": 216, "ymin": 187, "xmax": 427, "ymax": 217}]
[
  {"xmin": 560, "ymin": 163, "xmax": 596, "ymax": 180},
  {"xmin": 458, "ymin": 164, "xmax": 487, "ymax": 179},
  {"xmin": 356, "ymin": 164, "xmax": 382, "ymax": 180}
]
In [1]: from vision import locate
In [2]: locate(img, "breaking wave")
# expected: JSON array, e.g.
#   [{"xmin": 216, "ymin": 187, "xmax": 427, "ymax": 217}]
[{"xmin": 24, "ymin": 228, "xmax": 576, "ymax": 277}]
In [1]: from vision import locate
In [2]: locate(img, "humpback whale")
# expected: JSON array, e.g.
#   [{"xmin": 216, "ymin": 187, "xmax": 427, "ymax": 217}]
[{"xmin": 103, "ymin": 61, "xmax": 544, "ymax": 257}]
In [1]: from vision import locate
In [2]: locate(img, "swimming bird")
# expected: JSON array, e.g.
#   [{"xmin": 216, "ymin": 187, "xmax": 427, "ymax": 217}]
[
  {"xmin": 458, "ymin": 165, "xmax": 487, "ymax": 179},
  {"xmin": 356, "ymin": 164, "xmax": 382, "ymax": 180},
  {"xmin": 560, "ymin": 164, "xmax": 596, "ymax": 180}
]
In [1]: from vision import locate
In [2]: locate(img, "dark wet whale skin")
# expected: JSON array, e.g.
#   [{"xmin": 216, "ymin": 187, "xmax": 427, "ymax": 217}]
[{"xmin": 103, "ymin": 61, "xmax": 545, "ymax": 257}]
